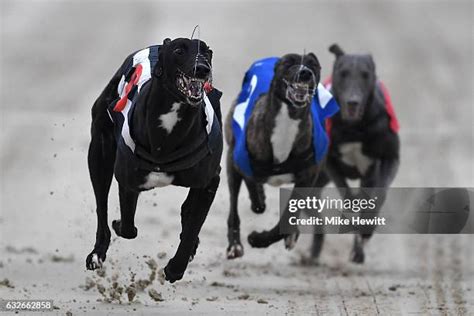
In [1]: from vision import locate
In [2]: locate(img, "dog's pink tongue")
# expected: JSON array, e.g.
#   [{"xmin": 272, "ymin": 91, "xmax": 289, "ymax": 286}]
[{"xmin": 204, "ymin": 82, "xmax": 213, "ymax": 93}]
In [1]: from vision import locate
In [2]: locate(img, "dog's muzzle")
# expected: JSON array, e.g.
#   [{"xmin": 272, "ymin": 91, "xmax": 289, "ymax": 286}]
[
  {"xmin": 283, "ymin": 79, "xmax": 316, "ymax": 108},
  {"xmin": 176, "ymin": 68, "xmax": 210, "ymax": 105},
  {"xmin": 341, "ymin": 101, "xmax": 364, "ymax": 122}
]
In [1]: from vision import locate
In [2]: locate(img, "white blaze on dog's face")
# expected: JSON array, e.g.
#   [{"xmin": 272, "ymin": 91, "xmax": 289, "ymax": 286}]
[{"xmin": 157, "ymin": 38, "xmax": 213, "ymax": 106}]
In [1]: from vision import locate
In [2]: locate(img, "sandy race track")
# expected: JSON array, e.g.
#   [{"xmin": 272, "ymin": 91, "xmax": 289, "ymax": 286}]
[{"xmin": 1, "ymin": 0, "xmax": 473, "ymax": 315}]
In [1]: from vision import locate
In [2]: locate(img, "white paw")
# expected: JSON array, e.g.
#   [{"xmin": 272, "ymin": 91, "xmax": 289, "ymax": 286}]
[{"xmin": 91, "ymin": 254, "xmax": 103, "ymax": 269}]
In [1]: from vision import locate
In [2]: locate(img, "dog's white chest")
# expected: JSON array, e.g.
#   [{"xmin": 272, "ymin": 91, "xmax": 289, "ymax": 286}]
[
  {"xmin": 270, "ymin": 103, "xmax": 300, "ymax": 164},
  {"xmin": 267, "ymin": 174, "xmax": 294, "ymax": 186},
  {"xmin": 140, "ymin": 172, "xmax": 174, "ymax": 189},
  {"xmin": 339, "ymin": 142, "xmax": 373, "ymax": 175}
]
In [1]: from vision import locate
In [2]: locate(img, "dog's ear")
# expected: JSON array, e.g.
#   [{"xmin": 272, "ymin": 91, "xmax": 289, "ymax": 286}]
[
  {"xmin": 329, "ymin": 44, "xmax": 345, "ymax": 58},
  {"xmin": 155, "ymin": 42, "xmax": 170, "ymax": 78},
  {"xmin": 307, "ymin": 52, "xmax": 321, "ymax": 76},
  {"xmin": 307, "ymin": 52, "xmax": 321, "ymax": 68}
]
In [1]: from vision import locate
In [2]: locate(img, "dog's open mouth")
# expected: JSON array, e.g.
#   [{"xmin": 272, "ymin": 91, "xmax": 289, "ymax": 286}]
[
  {"xmin": 286, "ymin": 82, "xmax": 314, "ymax": 107},
  {"xmin": 176, "ymin": 69, "xmax": 208, "ymax": 105},
  {"xmin": 342, "ymin": 104, "xmax": 364, "ymax": 121}
]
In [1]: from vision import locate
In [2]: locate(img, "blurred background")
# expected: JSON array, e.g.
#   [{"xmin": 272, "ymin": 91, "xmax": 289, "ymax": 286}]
[{"xmin": 1, "ymin": 0, "xmax": 472, "ymax": 314}]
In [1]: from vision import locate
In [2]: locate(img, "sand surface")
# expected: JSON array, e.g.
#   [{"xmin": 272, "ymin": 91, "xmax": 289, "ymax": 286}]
[{"xmin": 1, "ymin": 1, "xmax": 473, "ymax": 315}]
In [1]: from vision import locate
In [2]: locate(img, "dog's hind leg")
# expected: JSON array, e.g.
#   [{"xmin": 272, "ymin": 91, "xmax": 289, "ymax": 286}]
[
  {"xmin": 86, "ymin": 116, "xmax": 116, "ymax": 270},
  {"xmin": 112, "ymin": 185, "xmax": 139, "ymax": 239},
  {"xmin": 244, "ymin": 179, "xmax": 266, "ymax": 214},
  {"xmin": 226, "ymin": 151, "xmax": 244, "ymax": 259},
  {"xmin": 163, "ymin": 174, "xmax": 220, "ymax": 283}
]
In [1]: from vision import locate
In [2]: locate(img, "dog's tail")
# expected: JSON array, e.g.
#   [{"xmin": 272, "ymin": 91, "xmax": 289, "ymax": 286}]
[{"xmin": 329, "ymin": 44, "xmax": 345, "ymax": 58}]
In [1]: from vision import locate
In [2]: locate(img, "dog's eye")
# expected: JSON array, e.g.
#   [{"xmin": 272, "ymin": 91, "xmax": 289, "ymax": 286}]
[
  {"xmin": 173, "ymin": 48, "xmax": 184, "ymax": 55},
  {"xmin": 361, "ymin": 71, "xmax": 369, "ymax": 80}
]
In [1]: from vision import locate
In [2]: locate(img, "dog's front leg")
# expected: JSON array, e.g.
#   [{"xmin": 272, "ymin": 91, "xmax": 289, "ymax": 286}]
[
  {"xmin": 350, "ymin": 158, "xmax": 399, "ymax": 263},
  {"xmin": 163, "ymin": 174, "xmax": 220, "ymax": 283},
  {"xmin": 112, "ymin": 184, "xmax": 139, "ymax": 239},
  {"xmin": 248, "ymin": 167, "xmax": 320, "ymax": 250},
  {"xmin": 325, "ymin": 159, "xmax": 352, "ymax": 198},
  {"xmin": 310, "ymin": 171, "xmax": 331, "ymax": 261},
  {"xmin": 226, "ymin": 151, "xmax": 244, "ymax": 259},
  {"xmin": 244, "ymin": 178, "xmax": 266, "ymax": 214},
  {"xmin": 86, "ymin": 126, "xmax": 116, "ymax": 270}
]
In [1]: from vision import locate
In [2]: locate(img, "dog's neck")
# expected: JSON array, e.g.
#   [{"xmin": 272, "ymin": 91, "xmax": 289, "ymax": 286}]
[{"xmin": 132, "ymin": 77, "xmax": 205, "ymax": 158}]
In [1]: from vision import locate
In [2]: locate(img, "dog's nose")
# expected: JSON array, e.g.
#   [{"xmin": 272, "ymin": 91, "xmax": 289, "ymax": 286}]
[
  {"xmin": 194, "ymin": 64, "xmax": 210, "ymax": 79},
  {"xmin": 298, "ymin": 69, "xmax": 312, "ymax": 81}
]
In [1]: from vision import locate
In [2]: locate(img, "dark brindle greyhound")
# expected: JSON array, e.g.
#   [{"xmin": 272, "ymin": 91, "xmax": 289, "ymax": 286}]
[
  {"xmin": 311, "ymin": 44, "xmax": 400, "ymax": 263},
  {"xmin": 86, "ymin": 38, "xmax": 223, "ymax": 283},
  {"xmin": 225, "ymin": 53, "xmax": 338, "ymax": 259}
]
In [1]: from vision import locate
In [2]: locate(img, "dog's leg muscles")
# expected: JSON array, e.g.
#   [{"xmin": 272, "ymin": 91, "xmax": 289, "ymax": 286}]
[
  {"xmin": 226, "ymin": 152, "xmax": 244, "ymax": 259},
  {"xmin": 163, "ymin": 174, "xmax": 220, "ymax": 283},
  {"xmin": 112, "ymin": 185, "xmax": 139, "ymax": 239},
  {"xmin": 86, "ymin": 126, "xmax": 116, "ymax": 270},
  {"xmin": 244, "ymin": 178, "xmax": 266, "ymax": 214},
  {"xmin": 350, "ymin": 159, "xmax": 399, "ymax": 264}
]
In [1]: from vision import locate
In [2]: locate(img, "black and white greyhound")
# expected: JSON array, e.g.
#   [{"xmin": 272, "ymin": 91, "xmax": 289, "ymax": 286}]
[
  {"xmin": 86, "ymin": 38, "xmax": 223, "ymax": 283},
  {"xmin": 311, "ymin": 44, "xmax": 400, "ymax": 263},
  {"xmin": 225, "ymin": 53, "xmax": 336, "ymax": 259}
]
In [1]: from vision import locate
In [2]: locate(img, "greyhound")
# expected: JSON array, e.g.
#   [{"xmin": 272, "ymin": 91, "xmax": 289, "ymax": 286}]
[
  {"xmin": 86, "ymin": 38, "xmax": 223, "ymax": 283},
  {"xmin": 225, "ymin": 53, "xmax": 339, "ymax": 259},
  {"xmin": 311, "ymin": 44, "xmax": 400, "ymax": 264}
]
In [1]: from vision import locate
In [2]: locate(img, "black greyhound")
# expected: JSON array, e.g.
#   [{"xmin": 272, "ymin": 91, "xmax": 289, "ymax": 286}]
[
  {"xmin": 86, "ymin": 38, "xmax": 223, "ymax": 283},
  {"xmin": 311, "ymin": 44, "xmax": 400, "ymax": 263},
  {"xmin": 225, "ymin": 53, "xmax": 329, "ymax": 259}
]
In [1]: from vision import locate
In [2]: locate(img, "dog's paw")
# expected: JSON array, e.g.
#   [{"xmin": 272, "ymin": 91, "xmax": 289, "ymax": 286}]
[
  {"xmin": 86, "ymin": 252, "xmax": 105, "ymax": 270},
  {"xmin": 226, "ymin": 243, "xmax": 244, "ymax": 259},
  {"xmin": 284, "ymin": 232, "xmax": 299, "ymax": 250},
  {"xmin": 162, "ymin": 264, "xmax": 184, "ymax": 284},
  {"xmin": 112, "ymin": 220, "xmax": 137, "ymax": 239},
  {"xmin": 247, "ymin": 231, "xmax": 272, "ymax": 248},
  {"xmin": 251, "ymin": 202, "xmax": 266, "ymax": 214}
]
